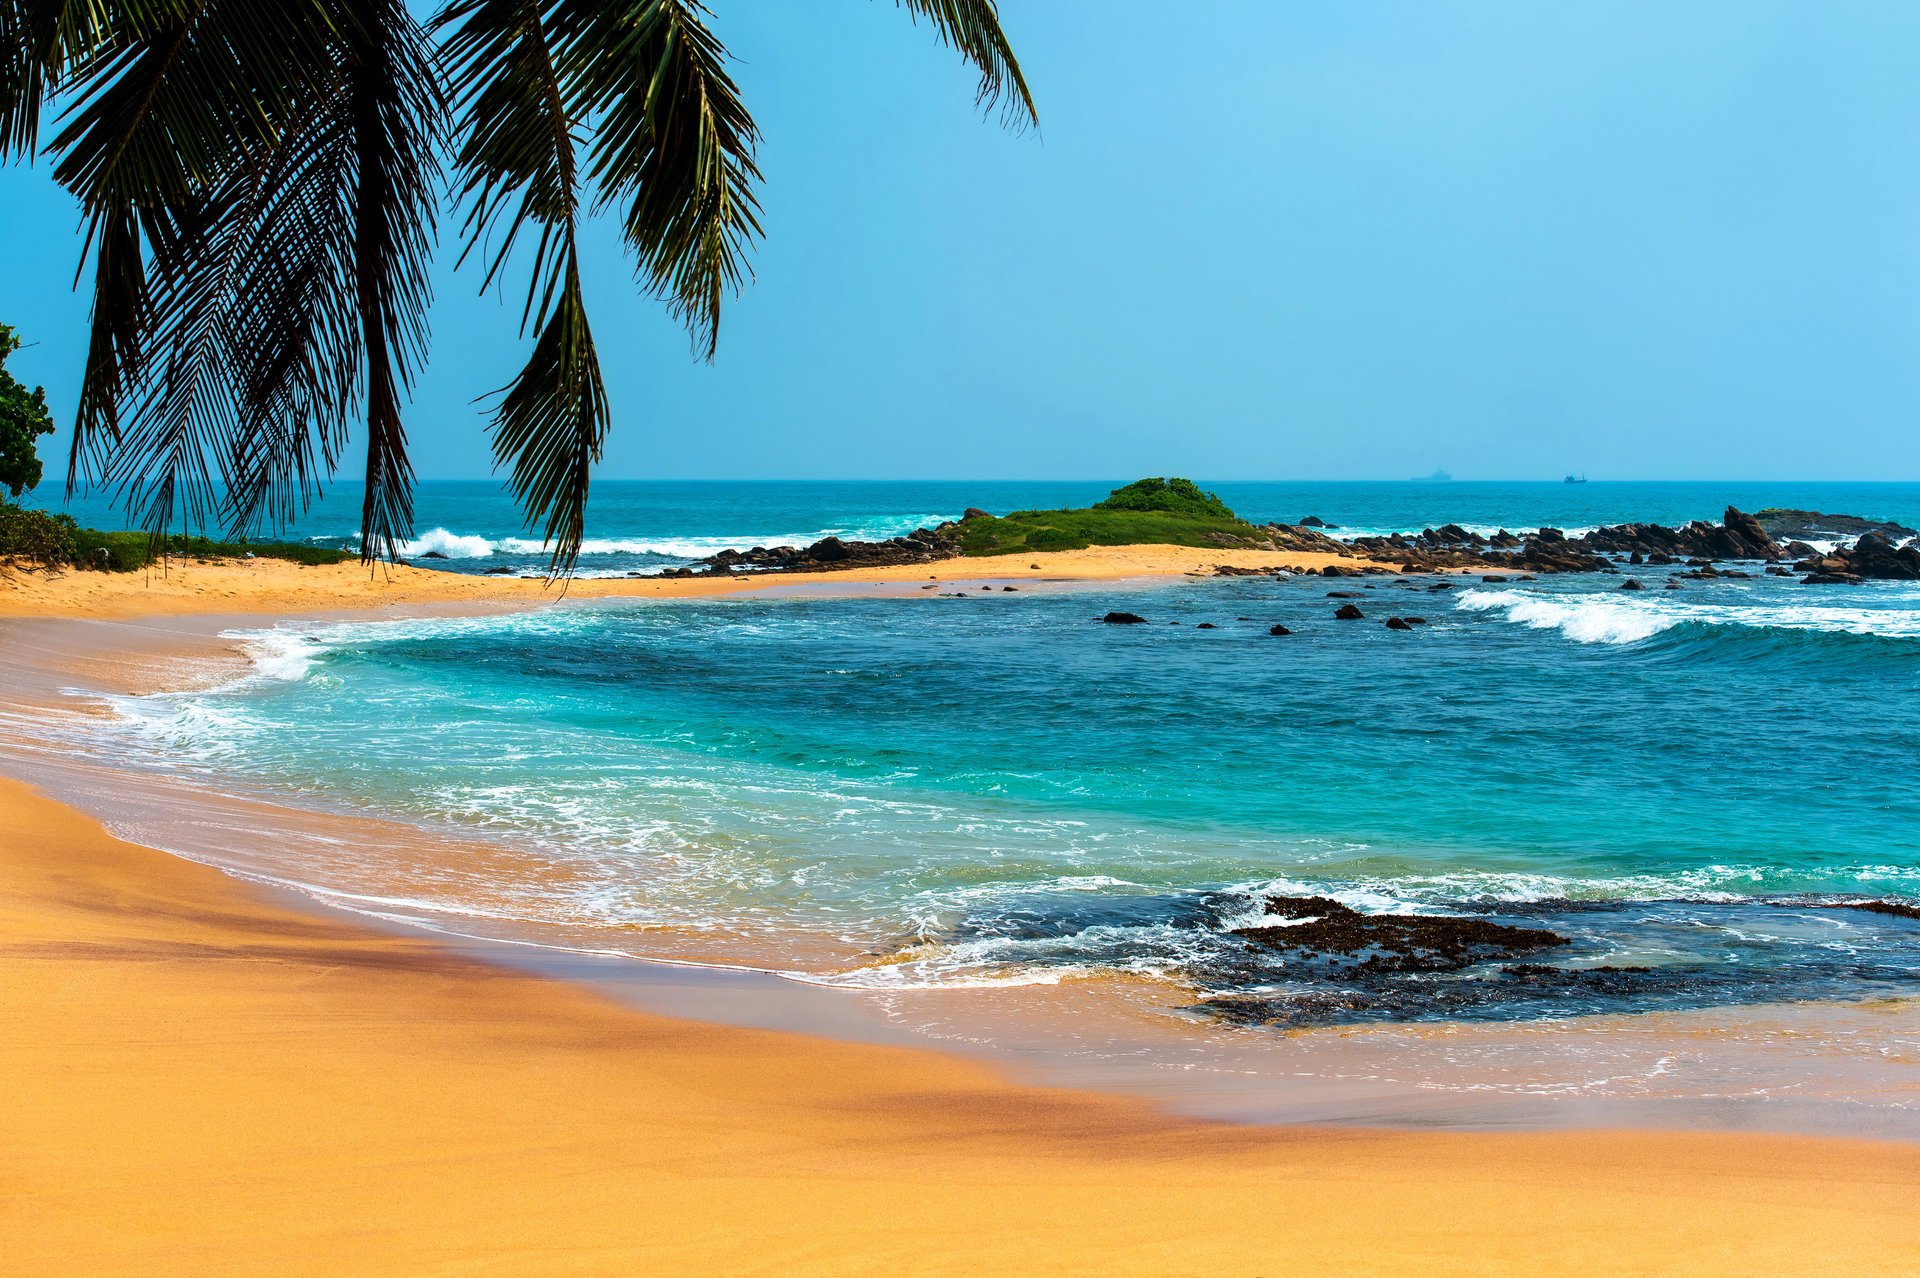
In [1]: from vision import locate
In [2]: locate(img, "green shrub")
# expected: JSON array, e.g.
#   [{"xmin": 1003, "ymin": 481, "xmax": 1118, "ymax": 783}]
[
  {"xmin": 0, "ymin": 500, "xmax": 79, "ymax": 569},
  {"xmin": 1, "ymin": 499, "xmax": 353, "ymax": 572},
  {"xmin": 1091, "ymin": 477, "xmax": 1235, "ymax": 520}
]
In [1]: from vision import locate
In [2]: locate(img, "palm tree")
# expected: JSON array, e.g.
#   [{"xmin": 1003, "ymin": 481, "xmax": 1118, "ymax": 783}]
[{"xmin": 0, "ymin": 0, "xmax": 1034, "ymax": 571}]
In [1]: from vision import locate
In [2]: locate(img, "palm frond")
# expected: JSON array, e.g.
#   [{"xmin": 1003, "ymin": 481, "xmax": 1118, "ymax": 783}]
[
  {"xmin": 490, "ymin": 247, "xmax": 606, "ymax": 576},
  {"xmin": 439, "ymin": 0, "xmax": 607, "ymax": 574},
  {"xmin": 557, "ymin": 0, "xmax": 761, "ymax": 360},
  {"xmin": 343, "ymin": 0, "xmax": 443, "ymax": 561},
  {"xmin": 894, "ymin": 0, "xmax": 1036, "ymax": 129}
]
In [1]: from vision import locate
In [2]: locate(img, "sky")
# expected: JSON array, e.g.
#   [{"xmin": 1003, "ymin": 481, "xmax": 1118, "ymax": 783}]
[{"xmin": 3, "ymin": 0, "xmax": 1920, "ymax": 482}]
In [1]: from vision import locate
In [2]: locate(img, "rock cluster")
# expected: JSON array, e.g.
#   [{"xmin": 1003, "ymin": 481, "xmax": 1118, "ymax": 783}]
[
  {"xmin": 1794, "ymin": 532, "xmax": 1920, "ymax": 583},
  {"xmin": 660, "ymin": 524, "xmax": 962, "ymax": 577}
]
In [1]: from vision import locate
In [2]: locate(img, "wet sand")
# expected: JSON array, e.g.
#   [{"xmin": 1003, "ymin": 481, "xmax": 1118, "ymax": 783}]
[{"xmin": 4, "ymin": 557, "xmax": 1920, "ymax": 1273}]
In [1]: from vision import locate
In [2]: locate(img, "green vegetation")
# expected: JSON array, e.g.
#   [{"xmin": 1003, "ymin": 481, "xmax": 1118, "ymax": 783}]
[
  {"xmin": 1091, "ymin": 477, "xmax": 1235, "ymax": 519},
  {"xmin": 0, "ymin": 500, "xmax": 352, "ymax": 573},
  {"xmin": 956, "ymin": 478, "xmax": 1256, "ymax": 557},
  {"xmin": 0, "ymin": 322, "xmax": 54, "ymax": 499}
]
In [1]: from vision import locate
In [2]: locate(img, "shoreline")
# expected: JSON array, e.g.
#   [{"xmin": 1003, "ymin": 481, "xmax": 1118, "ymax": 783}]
[
  {"xmin": 5, "ymin": 553, "xmax": 1920, "ymax": 1269},
  {"xmin": 8, "ymin": 774, "xmax": 1920, "ymax": 1274}
]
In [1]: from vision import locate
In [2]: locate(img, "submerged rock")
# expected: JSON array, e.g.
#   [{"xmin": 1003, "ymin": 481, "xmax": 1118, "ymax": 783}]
[
  {"xmin": 1268, "ymin": 624, "xmax": 1293, "ymax": 636},
  {"xmin": 1235, "ymin": 896, "xmax": 1568, "ymax": 974},
  {"xmin": 1384, "ymin": 616, "xmax": 1414, "ymax": 630},
  {"xmin": 1100, "ymin": 611, "xmax": 1149, "ymax": 625},
  {"xmin": 1333, "ymin": 603, "xmax": 1365, "ymax": 620}
]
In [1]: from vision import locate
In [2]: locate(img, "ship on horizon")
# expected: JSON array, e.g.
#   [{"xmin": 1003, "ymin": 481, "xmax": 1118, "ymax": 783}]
[
  {"xmin": 1564, "ymin": 473, "xmax": 1588, "ymax": 484},
  {"xmin": 1411, "ymin": 469, "xmax": 1453, "ymax": 482}
]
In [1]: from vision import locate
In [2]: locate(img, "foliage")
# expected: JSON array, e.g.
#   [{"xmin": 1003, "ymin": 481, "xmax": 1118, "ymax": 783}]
[
  {"xmin": 0, "ymin": 321, "xmax": 54, "ymax": 497},
  {"xmin": 956, "ymin": 508, "xmax": 1255, "ymax": 558},
  {"xmin": 1092, "ymin": 477, "xmax": 1236, "ymax": 520},
  {"xmin": 955, "ymin": 478, "xmax": 1252, "ymax": 557},
  {"xmin": 0, "ymin": 498, "xmax": 352, "ymax": 572},
  {"xmin": 2, "ymin": 0, "xmax": 1035, "ymax": 574},
  {"xmin": 0, "ymin": 498, "xmax": 74, "ymax": 568}
]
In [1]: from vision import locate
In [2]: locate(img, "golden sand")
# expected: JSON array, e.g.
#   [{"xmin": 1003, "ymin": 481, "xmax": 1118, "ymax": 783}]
[
  {"xmin": 2, "ymin": 557, "xmax": 1916, "ymax": 1274},
  {"xmin": 3, "ymin": 778, "xmax": 1917, "ymax": 1276},
  {"xmin": 0, "ymin": 542, "xmax": 1404, "ymax": 620}
]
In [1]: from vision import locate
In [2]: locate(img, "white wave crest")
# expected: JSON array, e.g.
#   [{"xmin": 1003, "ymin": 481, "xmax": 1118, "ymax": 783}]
[
  {"xmin": 1454, "ymin": 589, "xmax": 1673, "ymax": 644},
  {"xmin": 397, "ymin": 528, "xmax": 496, "ymax": 558},
  {"xmin": 1456, "ymin": 586, "xmax": 1920, "ymax": 645}
]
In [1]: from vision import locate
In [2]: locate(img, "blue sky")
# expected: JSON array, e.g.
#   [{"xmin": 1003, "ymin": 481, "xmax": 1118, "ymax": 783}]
[{"xmin": 3, "ymin": 0, "xmax": 1919, "ymax": 481}]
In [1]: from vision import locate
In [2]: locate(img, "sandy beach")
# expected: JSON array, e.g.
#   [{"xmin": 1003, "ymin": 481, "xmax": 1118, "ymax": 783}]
[
  {"xmin": 4, "ymin": 557, "xmax": 1920, "ymax": 1275},
  {"xmin": 0, "ymin": 543, "xmax": 1395, "ymax": 620}
]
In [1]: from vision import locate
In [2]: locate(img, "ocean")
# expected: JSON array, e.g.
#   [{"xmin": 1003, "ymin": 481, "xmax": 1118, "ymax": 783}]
[
  {"xmin": 56, "ymin": 479, "xmax": 1920, "ymax": 1043},
  {"xmin": 40, "ymin": 478, "xmax": 1920, "ymax": 573}
]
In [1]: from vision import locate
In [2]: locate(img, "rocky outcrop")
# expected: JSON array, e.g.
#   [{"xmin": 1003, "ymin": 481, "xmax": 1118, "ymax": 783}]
[
  {"xmin": 1755, "ymin": 509, "xmax": 1919, "ymax": 543},
  {"xmin": 1101, "ymin": 611, "xmax": 1149, "ymax": 625},
  {"xmin": 1583, "ymin": 507, "xmax": 1780, "ymax": 561},
  {"xmin": 1797, "ymin": 532, "xmax": 1920, "ymax": 582},
  {"xmin": 1234, "ymin": 896, "xmax": 1568, "ymax": 974},
  {"xmin": 662, "ymin": 523, "xmax": 962, "ymax": 576}
]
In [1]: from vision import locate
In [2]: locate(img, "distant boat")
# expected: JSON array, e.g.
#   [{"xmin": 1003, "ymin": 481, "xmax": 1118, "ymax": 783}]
[
  {"xmin": 1563, "ymin": 474, "xmax": 1588, "ymax": 484},
  {"xmin": 1412, "ymin": 469, "xmax": 1453, "ymax": 482}
]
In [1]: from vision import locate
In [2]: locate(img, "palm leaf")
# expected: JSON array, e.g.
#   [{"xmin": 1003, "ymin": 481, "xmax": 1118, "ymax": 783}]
[
  {"xmin": 439, "ymin": 0, "xmax": 608, "ymax": 574},
  {"xmin": 556, "ymin": 0, "xmax": 761, "ymax": 360},
  {"xmin": 894, "ymin": 0, "xmax": 1036, "ymax": 128}
]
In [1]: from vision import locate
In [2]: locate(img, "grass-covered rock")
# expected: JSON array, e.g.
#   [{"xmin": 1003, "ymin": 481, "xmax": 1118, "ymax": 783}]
[{"xmin": 955, "ymin": 478, "xmax": 1257, "ymax": 557}]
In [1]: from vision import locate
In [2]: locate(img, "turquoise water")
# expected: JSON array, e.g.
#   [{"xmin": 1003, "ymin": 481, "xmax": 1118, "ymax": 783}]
[
  {"xmin": 96, "ymin": 485, "xmax": 1920, "ymax": 1026},
  {"xmin": 41, "ymin": 479, "xmax": 1920, "ymax": 575}
]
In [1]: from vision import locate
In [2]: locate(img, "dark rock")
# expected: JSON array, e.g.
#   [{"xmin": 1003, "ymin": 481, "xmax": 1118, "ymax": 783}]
[
  {"xmin": 1298, "ymin": 515, "xmax": 1335, "ymax": 528},
  {"xmin": 1101, "ymin": 612, "xmax": 1149, "ymax": 625},
  {"xmin": 1002, "ymin": 586, "xmax": 1018, "ymax": 591},
  {"xmin": 1334, "ymin": 604, "xmax": 1365, "ymax": 620},
  {"xmin": 1235, "ymin": 896, "xmax": 1568, "ymax": 974},
  {"xmin": 1619, "ymin": 578, "xmax": 1644, "ymax": 590},
  {"xmin": 1384, "ymin": 616, "xmax": 1413, "ymax": 630},
  {"xmin": 1326, "ymin": 590, "xmax": 1362, "ymax": 598},
  {"xmin": 1404, "ymin": 616, "xmax": 1428, "ymax": 625},
  {"xmin": 1755, "ymin": 509, "xmax": 1920, "ymax": 543},
  {"xmin": 1268, "ymin": 624, "xmax": 1293, "ymax": 636},
  {"xmin": 1833, "ymin": 899, "xmax": 1920, "ymax": 921},
  {"xmin": 961, "ymin": 507, "xmax": 991, "ymax": 521},
  {"xmin": 419, "ymin": 550, "xmax": 449, "ymax": 560},
  {"xmin": 1803, "ymin": 572, "xmax": 1864, "ymax": 585},
  {"xmin": 483, "ymin": 566, "xmax": 516, "ymax": 575},
  {"xmin": 1195, "ymin": 622, "xmax": 1217, "ymax": 629}
]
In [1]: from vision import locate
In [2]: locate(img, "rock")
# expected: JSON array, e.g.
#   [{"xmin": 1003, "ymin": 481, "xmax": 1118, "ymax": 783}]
[
  {"xmin": 1404, "ymin": 616, "xmax": 1428, "ymax": 625},
  {"xmin": 1298, "ymin": 515, "xmax": 1336, "ymax": 528},
  {"xmin": 483, "ymin": 566, "xmax": 516, "ymax": 575},
  {"xmin": 1830, "ymin": 899, "xmax": 1920, "ymax": 921},
  {"xmin": 1322, "ymin": 564, "xmax": 1358, "ymax": 577},
  {"xmin": 1234, "ymin": 896, "xmax": 1568, "ymax": 974},
  {"xmin": 1334, "ymin": 604, "xmax": 1365, "ymax": 620},
  {"xmin": 1629, "ymin": 550, "xmax": 1644, "ymax": 565},
  {"xmin": 1843, "ymin": 532, "xmax": 1920, "ymax": 580},
  {"xmin": 419, "ymin": 550, "xmax": 449, "ymax": 560},
  {"xmin": 1002, "ymin": 586, "xmax": 1018, "ymax": 591},
  {"xmin": 1619, "ymin": 579, "xmax": 1644, "ymax": 590},
  {"xmin": 1101, "ymin": 612, "xmax": 1149, "ymax": 625},
  {"xmin": 961, "ymin": 508, "xmax": 991, "ymax": 521},
  {"xmin": 1384, "ymin": 616, "xmax": 1413, "ymax": 630},
  {"xmin": 1803, "ymin": 572, "xmax": 1864, "ymax": 585},
  {"xmin": 1030, "ymin": 563, "xmax": 1041, "ymax": 569},
  {"xmin": 1326, "ymin": 590, "xmax": 1362, "ymax": 598},
  {"xmin": 1268, "ymin": 624, "xmax": 1293, "ymax": 636},
  {"xmin": 1195, "ymin": 622, "xmax": 1217, "ymax": 629},
  {"xmin": 1755, "ymin": 509, "xmax": 1920, "ymax": 543}
]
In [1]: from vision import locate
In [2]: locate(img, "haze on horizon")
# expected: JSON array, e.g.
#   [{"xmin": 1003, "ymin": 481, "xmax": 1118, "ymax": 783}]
[{"xmin": 3, "ymin": 0, "xmax": 1919, "ymax": 486}]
